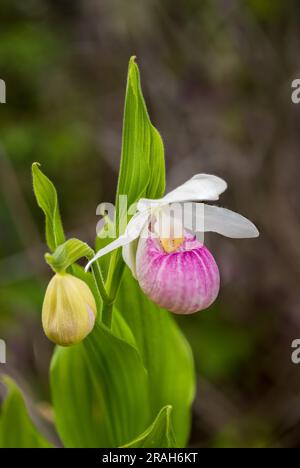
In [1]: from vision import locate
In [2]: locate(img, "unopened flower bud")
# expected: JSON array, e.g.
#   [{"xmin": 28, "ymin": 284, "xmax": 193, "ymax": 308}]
[{"xmin": 42, "ymin": 273, "xmax": 96, "ymax": 346}]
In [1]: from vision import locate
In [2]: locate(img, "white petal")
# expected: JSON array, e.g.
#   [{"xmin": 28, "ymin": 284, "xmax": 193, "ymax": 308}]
[
  {"xmin": 203, "ymin": 205, "xmax": 259, "ymax": 238},
  {"xmin": 122, "ymin": 238, "xmax": 138, "ymax": 278},
  {"xmin": 137, "ymin": 174, "xmax": 227, "ymax": 211},
  {"xmin": 182, "ymin": 203, "xmax": 259, "ymax": 239},
  {"xmin": 85, "ymin": 211, "xmax": 149, "ymax": 271}
]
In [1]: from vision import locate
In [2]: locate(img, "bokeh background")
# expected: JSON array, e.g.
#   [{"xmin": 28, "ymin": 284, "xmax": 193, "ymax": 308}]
[{"xmin": 1, "ymin": 0, "xmax": 300, "ymax": 448}]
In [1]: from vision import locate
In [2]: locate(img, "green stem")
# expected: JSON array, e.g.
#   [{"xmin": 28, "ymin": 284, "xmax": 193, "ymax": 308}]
[
  {"xmin": 89, "ymin": 256, "xmax": 114, "ymax": 329},
  {"xmin": 105, "ymin": 250, "xmax": 125, "ymax": 302},
  {"xmin": 91, "ymin": 261, "xmax": 111, "ymax": 304},
  {"xmin": 89, "ymin": 245, "xmax": 126, "ymax": 330},
  {"xmin": 102, "ymin": 302, "xmax": 113, "ymax": 328}
]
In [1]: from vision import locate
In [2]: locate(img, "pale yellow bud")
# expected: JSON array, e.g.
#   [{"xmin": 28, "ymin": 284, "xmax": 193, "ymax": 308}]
[{"xmin": 42, "ymin": 273, "xmax": 96, "ymax": 346}]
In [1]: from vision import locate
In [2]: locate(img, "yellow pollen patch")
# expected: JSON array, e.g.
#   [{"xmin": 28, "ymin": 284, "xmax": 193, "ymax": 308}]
[{"xmin": 160, "ymin": 236, "xmax": 184, "ymax": 253}]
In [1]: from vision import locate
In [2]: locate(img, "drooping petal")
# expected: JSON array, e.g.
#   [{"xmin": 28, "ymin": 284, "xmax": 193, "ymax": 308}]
[
  {"xmin": 178, "ymin": 203, "xmax": 258, "ymax": 239},
  {"xmin": 135, "ymin": 230, "xmax": 220, "ymax": 314},
  {"xmin": 85, "ymin": 210, "xmax": 149, "ymax": 271},
  {"xmin": 137, "ymin": 174, "xmax": 227, "ymax": 212},
  {"xmin": 122, "ymin": 238, "xmax": 139, "ymax": 278}
]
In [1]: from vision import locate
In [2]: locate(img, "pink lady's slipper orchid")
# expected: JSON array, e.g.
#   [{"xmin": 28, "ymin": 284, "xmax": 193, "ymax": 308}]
[{"xmin": 86, "ymin": 174, "xmax": 259, "ymax": 314}]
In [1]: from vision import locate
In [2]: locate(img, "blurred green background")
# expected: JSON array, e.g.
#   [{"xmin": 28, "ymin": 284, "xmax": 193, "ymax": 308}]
[{"xmin": 1, "ymin": 0, "xmax": 300, "ymax": 448}]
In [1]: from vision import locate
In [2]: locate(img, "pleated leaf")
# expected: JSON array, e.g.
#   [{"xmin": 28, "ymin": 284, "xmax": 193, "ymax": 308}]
[
  {"xmin": 107, "ymin": 56, "xmax": 166, "ymax": 298},
  {"xmin": 51, "ymin": 319, "xmax": 150, "ymax": 448},
  {"xmin": 32, "ymin": 162, "xmax": 65, "ymax": 252},
  {"xmin": 116, "ymin": 56, "xmax": 165, "ymax": 216},
  {"xmin": 0, "ymin": 376, "xmax": 52, "ymax": 448},
  {"xmin": 116, "ymin": 268, "xmax": 196, "ymax": 447},
  {"xmin": 122, "ymin": 406, "xmax": 176, "ymax": 448},
  {"xmin": 45, "ymin": 238, "xmax": 94, "ymax": 273}
]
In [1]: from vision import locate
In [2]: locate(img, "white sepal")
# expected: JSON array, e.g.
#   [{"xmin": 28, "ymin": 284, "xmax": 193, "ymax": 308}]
[
  {"xmin": 137, "ymin": 174, "xmax": 227, "ymax": 212},
  {"xmin": 182, "ymin": 203, "xmax": 259, "ymax": 239}
]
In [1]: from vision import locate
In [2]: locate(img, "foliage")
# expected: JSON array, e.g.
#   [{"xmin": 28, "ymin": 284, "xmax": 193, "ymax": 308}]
[
  {"xmin": 0, "ymin": 57, "xmax": 195, "ymax": 448},
  {"xmin": 0, "ymin": 376, "xmax": 52, "ymax": 448}
]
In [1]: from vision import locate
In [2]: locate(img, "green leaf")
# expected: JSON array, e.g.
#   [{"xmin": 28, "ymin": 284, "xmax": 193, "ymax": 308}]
[
  {"xmin": 116, "ymin": 268, "xmax": 196, "ymax": 447},
  {"xmin": 122, "ymin": 406, "xmax": 176, "ymax": 448},
  {"xmin": 106, "ymin": 57, "xmax": 166, "ymax": 299},
  {"xmin": 0, "ymin": 376, "xmax": 53, "ymax": 448},
  {"xmin": 51, "ymin": 321, "xmax": 151, "ymax": 448},
  {"xmin": 45, "ymin": 238, "xmax": 94, "ymax": 273},
  {"xmin": 116, "ymin": 56, "xmax": 165, "ymax": 216},
  {"xmin": 32, "ymin": 162, "xmax": 65, "ymax": 252}
]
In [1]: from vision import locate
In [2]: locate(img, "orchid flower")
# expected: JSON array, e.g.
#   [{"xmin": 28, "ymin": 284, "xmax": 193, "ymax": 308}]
[{"xmin": 86, "ymin": 174, "xmax": 259, "ymax": 314}]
